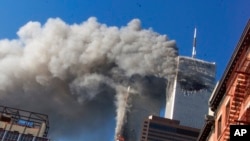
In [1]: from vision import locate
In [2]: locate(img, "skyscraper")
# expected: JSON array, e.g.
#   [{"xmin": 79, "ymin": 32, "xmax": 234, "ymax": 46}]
[
  {"xmin": 165, "ymin": 56, "xmax": 216, "ymax": 129},
  {"xmin": 121, "ymin": 56, "xmax": 216, "ymax": 140},
  {"xmin": 121, "ymin": 76, "xmax": 167, "ymax": 141},
  {"xmin": 121, "ymin": 28, "xmax": 216, "ymax": 140}
]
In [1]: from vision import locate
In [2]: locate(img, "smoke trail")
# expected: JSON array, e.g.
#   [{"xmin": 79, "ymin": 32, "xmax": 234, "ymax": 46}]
[
  {"xmin": 115, "ymin": 86, "xmax": 135, "ymax": 139},
  {"xmin": 115, "ymin": 86, "xmax": 128, "ymax": 138},
  {"xmin": 0, "ymin": 17, "xmax": 177, "ymax": 140}
]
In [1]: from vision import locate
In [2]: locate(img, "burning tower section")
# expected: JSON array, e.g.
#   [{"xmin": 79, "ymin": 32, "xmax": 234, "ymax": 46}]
[
  {"xmin": 165, "ymin": 56, "xmax": 216, "ymax": 129},
  {"xmin": 117, "ymin": 75, "xmax": 167, "ymax": 141}
]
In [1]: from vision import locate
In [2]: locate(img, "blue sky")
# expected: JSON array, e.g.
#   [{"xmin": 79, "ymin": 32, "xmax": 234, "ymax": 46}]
[
  {"xmin": 0, "ymin": 0, "xmax": 249, "ymax": 140},
  {"xmin": 0, "ymin": 0, "xmax": 249, "ymax": 80}
]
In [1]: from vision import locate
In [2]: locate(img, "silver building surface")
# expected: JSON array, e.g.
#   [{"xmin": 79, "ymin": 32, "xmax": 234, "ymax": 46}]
[{"xmin": 165, "ymin": 56, "xmax": 216, "ymax": 129}]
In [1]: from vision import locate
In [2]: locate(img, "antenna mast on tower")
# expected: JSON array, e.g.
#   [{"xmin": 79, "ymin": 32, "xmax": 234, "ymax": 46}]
[{"xmin": 192, "ymin": 27, "xmax": 197, "ymax": 58}]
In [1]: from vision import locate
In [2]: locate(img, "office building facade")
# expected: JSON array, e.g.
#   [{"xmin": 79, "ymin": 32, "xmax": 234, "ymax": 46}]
[
  {"xmin": 140, "ymin": 115, "xmax": 200, "ymax": 141},
  {"xmin": 0, "ymin": 105, "xmax": 50, "ymax": 141}
]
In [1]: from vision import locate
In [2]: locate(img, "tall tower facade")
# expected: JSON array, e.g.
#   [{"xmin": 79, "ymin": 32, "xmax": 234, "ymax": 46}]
[
  {"xmin": 165, "ymin": 56, "xmax": 216, "ymax": 129},
  {"xmin": 120, "ymin": 76, "xmax": 167, "ymax": 141}
]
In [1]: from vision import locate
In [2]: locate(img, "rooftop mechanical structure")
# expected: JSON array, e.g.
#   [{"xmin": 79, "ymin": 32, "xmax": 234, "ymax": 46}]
[{"xmin": 0, "ymin": 105, "xmax": 50, "ymax": 141}]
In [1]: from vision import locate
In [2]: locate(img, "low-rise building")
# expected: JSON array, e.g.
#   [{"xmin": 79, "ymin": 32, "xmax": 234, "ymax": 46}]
[
  {"xmin": 0, "ymin": 105, "xmax": 50, "ymax": 141},
  {"xmin": 140, "ymin": 115, "xmax": 200, "ymax": 141}
]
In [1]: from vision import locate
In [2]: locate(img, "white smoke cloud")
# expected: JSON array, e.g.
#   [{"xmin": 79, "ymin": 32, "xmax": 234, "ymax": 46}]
[{"xmin": 0, "ymin": 17, "xmax": 177, "ymax": 140}]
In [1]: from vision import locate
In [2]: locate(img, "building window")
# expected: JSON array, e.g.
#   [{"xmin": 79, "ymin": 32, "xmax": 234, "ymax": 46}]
[
  {"xmin": 4, "ymin": 131, "xmax": 19, "ymax": 140},
  {"xmin": 217, "ymin": 116, "xmax": 222, "ymax": 138},
  {"xmin": 20, "ymin": 134, "xmax": 34, "ymax": 141},
  {"xmin": 225, "ymin": 100, "xmax": 230, "ymax": 125},
  {"xmin": 34, "ymin": 137, "xmax": 49, "ymax": 141},
  {"xmin": 0, "ymin": 128, "xmax": 5, "ymax": 138}
]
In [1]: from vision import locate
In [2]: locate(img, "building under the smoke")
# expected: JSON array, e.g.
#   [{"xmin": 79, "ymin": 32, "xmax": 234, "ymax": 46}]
[
  {"xmin": 0, "ymin": 105, "xmax": 50, "ymax": 141},
  {"xmin": 140, "ymin": 115, "xmax": 200, "ymax": 141},
  {"xmin": 165, "ymin": 56, "xmax": 216, "ymax": 129}
]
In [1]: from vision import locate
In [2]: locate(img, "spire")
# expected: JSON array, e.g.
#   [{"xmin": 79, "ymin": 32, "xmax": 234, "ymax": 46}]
[{"xmin": 192, "ymin": 27, "xmax": 197, "ymax": 58}]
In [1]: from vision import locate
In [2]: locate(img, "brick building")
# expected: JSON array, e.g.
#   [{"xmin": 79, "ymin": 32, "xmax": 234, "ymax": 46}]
[{"xmin": 197, "ymin": 20, "xmax": 250, "ymax": 141}]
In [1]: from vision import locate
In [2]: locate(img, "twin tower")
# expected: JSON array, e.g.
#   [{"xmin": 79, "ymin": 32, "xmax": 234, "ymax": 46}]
[{"xmin": 122, "ymin": 29, "xmax": 216, "ymax": 141}]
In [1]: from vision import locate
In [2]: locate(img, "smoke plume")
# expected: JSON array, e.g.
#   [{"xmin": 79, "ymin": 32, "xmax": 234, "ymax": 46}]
[{"xmin": 0, "ymin": 17, "xmax": 177, "ymax": 140}]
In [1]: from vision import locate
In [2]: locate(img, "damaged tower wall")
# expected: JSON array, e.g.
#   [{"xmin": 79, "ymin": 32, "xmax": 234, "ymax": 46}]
[
  {"xmin": 165, "ymin": 56, "xmax": 216, "ymax": 129},
  {"xmin": 122, "ymin": 76, "xmax": 166, "ymax": 141}
]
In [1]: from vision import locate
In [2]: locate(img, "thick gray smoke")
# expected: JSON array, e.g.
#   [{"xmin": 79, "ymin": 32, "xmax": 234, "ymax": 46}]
[{"xmin": 0, "ymin": 17, "xmax": 177, "ymax": 140}]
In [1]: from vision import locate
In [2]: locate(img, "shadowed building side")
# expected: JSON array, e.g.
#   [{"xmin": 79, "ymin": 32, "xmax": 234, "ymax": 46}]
[{"xmin": 122, "ymin": 76, "xmax": 167, "ymax": 141}]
